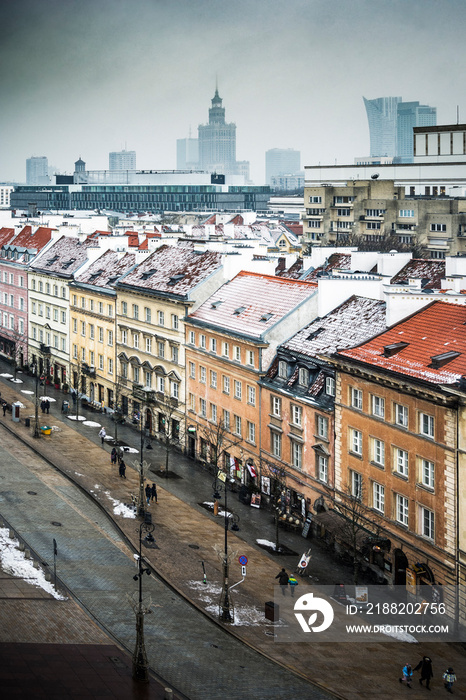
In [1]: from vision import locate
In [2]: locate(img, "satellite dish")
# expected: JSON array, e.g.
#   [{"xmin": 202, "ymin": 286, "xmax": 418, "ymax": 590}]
[{"xmin": 371, "ymin": 173, "xmax": 380, "ymax": 180}]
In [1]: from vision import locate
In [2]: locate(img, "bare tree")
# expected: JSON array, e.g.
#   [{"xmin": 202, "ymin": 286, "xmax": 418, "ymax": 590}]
[
  {"xmin": 6, "ymin": 325, "xmax": 28, "ymax": 379},
  {"xmin": 152, "ymin": 393, "xmax": 185, "ymax": 478},
  {"xmin": 197, "ymin": 418, "xmax": 242, "ymax": 514}
]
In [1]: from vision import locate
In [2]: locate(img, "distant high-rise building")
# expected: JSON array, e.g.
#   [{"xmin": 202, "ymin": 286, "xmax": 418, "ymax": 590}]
[
  {"xmin": 363, "ymin": 96, "xmax": 436, "ymax": 162},
  {"xmin": 198, "ymin": 88, "xmax": 237, "ymax": 175},
  {"xmin": 109, "ymin": 150, "xmax": 136, "ymax": 170},
  {"xmin": 265, "ymin": 148, "xmax": 301, "ymax": 185},
  {"xmin": 176, "ymin": 138, "xmax": 199, "ymax": 170},
  {"xmin": 26, "ymin": 156, "xmax": 50, "ymax": 185}
]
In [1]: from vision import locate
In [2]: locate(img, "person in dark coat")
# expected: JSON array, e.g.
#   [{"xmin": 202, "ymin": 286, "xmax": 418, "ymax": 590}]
[
  {"xmin": 119, "ymin": 459, "xmax": 126, "ymax": 478},
  {"xmin": 414, "ymin": 656, "xmax": 433, "ymax": 689},
  {"xmin": 151, "ymin": 483, "xmax": 157, "ymax": 503},
  {"xmin": 145, "ymin": 484, "xmax": 151, "ymax": 505},
  {"xmin": 44, "ymin": 399, "xmax": 50, "ymax": 414},
  {"xmin": 275, "ymin": 568, "xmax": 289, "ymax": 595},
  {"xmin": 2, "ymin": 401, "xmax": 7, "ymax": 416},
  {"xmin": 111, "ymin": 447, "xmax": 117, "ymax": 465},
  {"xmin": 40, "ymin": 400, "xmax": 45, "ymax": 413}
]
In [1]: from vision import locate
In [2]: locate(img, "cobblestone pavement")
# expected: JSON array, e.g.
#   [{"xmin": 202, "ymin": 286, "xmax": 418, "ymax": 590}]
[
  {"xmin": 0, "ymin": 421, "xmax": 333, "ymax": 700},
  {"xmin": 1, "ymin": 365, "xmax": 465, "ymax": 700}
]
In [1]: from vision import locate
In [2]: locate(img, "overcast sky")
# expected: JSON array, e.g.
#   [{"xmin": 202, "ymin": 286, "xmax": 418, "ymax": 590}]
[{"xmin": 1, "ymin": 0, "xmax": 465, "ymax": 184}]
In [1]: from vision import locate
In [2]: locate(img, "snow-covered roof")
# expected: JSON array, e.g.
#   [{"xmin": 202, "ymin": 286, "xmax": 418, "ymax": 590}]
[
  {"xmin": 282, "ymin": 295, "xmax": 387, "ymax": 357},
  {"xmin": 338, "ymin": 300, "xmax": 466, "ymax": 385},
  {"xmin": 74, "ymin": 250, "xmax": 136, "ymax": 288},
  {"xmin": 189, "ymin": 271, "xmax": 317, "ymax": 338},
  {"xmin": 117, "ymin": 243, "xmax": 222, "ymax": 297},
  {"xmin": 390, "ymin": 259, "xmax": 445, "ymax": 290},
  {"xmin": 31, "ymin": 235, "xmax": 93, "ymax": 275}
]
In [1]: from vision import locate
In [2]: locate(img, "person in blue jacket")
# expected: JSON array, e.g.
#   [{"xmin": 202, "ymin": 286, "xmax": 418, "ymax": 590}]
[{"xmin": 399, "ymin": 663, "xmax": 413, "ymax": 688}]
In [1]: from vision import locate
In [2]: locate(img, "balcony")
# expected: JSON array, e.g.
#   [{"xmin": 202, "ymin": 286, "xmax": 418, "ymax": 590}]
[
  {"xmin": 132, "ymin": 384, "xmax": 156, "ymax": 403},
  {"xmin": 81, "ymin": 362, "xmax": 96, "ymax": 379}
]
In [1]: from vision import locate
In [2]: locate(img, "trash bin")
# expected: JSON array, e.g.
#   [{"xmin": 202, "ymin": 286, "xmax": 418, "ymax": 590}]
[
  {"xmin": 265, "ymin": 601, "xmax": 279, "ymax": 622},
  {"xmin": 62, "ymin": 401, "xmax": 69, "ymax": 414},
  {"xmin": 25, "ymin": 418, "xmax": 30, "ymax": 428}
]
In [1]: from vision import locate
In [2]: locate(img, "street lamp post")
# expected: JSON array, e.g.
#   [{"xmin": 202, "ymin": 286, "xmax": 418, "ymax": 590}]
[
  {"xmin": 32, "ymin": 362, "xmax": 41, "ymax": 439},
  {"xmin": 138, "ymin": 409, "xmax": 146, "ymax": 518},
  {"xmin": 132, "ymin": 518, "xmax": 154, "ymax": 682}
]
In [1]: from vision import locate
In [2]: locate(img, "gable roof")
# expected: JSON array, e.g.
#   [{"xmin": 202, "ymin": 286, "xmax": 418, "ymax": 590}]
[
  {"xmin": 74, "ymin": 250, "xmax": 136, "ymax": 287},
  {"xmin": 338, "ymin": 300, "xmax": 466, "ymax": 385},
  {"xmin": 117, "ymin": 244, "xmax": 222, "ymax": 297},
  {"xmin": 0, "ymin": 227, "xmax": 16, "ymax": 247},
  {"xmin": 390, "ymin": 259, "xmax": 445, "ymax": 290},
  {"xmin": 189, "ymin": 271, "xmax": 317, "ymax": 339},
  {"xmin": 9, "ymin": 226, "xmax": 55, "ymax": 253},
  {"xmin": 31, "ymin": 235, "xmax": 93, "ymax": 276},
  {"xmin": 282, "ymin": 296, "xmax": 387, "ymax": 357}
]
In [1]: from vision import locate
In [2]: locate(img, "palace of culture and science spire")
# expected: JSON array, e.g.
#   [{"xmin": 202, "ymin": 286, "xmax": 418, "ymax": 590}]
[{"xmin": 177, "ymin": 87, "xmax": 250, "ymax": 183}]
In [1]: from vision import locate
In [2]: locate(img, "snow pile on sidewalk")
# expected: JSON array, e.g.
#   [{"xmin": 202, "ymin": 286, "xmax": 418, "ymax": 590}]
[
  {"xmin": 188, "ymin": 580, "xmax": 264, "ymax": 626},
  {"xmin": 104, "ymin": 491, "xmax": 136, "ymax": 518},
  {"xmin": 0, "ymin": 527, "xmax": 65, "ymax": 600}
]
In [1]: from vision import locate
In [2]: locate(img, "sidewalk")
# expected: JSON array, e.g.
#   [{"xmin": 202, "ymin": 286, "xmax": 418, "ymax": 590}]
[{"xmin": 0, "ymin": 372, "xmax": 465, "ymax": 700}]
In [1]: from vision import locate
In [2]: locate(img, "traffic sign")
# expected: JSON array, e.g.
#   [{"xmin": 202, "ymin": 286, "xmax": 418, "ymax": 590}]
[
  {"xmin": 238, "ymin": 555, "xmax": 248, "ymax": 566},
  {"xmin": 241, "ymin": 565, "xmax": 247, "ymax": 577}
]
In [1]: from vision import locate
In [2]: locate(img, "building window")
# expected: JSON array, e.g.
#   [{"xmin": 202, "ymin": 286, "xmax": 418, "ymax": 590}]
[
  {"xmin": 234, "ymin": 345, "xmax": 241, "ymax": 362},
  {"xmin": 157, "ymin": 310, "xmax": 164, "ymax": 326},
  {"xmin": 199, "ymin": 366, "xmax": 206, "ymax": 383},
  {"xmin": 234, "ymin": 380, "xmax": 242, "ymax": 400},
  {"xmin": 72, "ymin": 317, "xmax": 77, "ymax": 333},
  {"xmin": 223, "ymin": 375, "xmax": 230, "ymax": 394},
  {"xmin": 317, "ymin": 455, "xmax": 328, "ymax": 482},
  {"xmin": 247, "ymin": 350, "xmax": 254, "ymax": 367},
  {"xmin": 271, "ymin": 431, "xmax": 281, "ymax": 457},
  {"xmin": 157, "ymin": 376, "xmax": 165, "ymax": 393},
  {"xmin": 399, "ymin": 209, "xmax": 415, "ymax": 218},
  {"xmin": 171, "ymin": 345, "xmax": 179, "ymax": 364},
  {"xmin": 291, "ymin": 404, "xmax": 302, "ymax": 426},
  {"xmin": 98, "ymin": 327, "xmax": 104, "ymax": 343},
  {"xmin": 298, "ymin": 367, "xmax": 309, "ymax": 386},
  {"xmin": 394, "ymin": 403, "xmax": 408, "ymax": 428},
  {"xmin": 210, "ymin": 338, "xmax": 217, "ymax": 354},
  {"xmin": 247, "ymin": 421, "xmax": 256, "ymax": 444},
  {"xmin": 89, "ymin": 324, "xmax": 94, "ymax": 340},
  {"xmin": 419, "ymin": 412, "xmax": 434, "ymax": 439},
  {"xmin": 133, "ymin": 304, "xmax": 139, "ymax": 320},
  {"xmin": 420, "ymin": 506, "xmax": 434, "ymax": 540},
  {"xmin": 278, "ymin": 361, "xmax": 287, "ymax": 379},
  {"xmin": 157, "ymin": 340, "xmax": 164, "ymax": 358},
  {"xmin": 98, "ymin": 302, "xmax": 103, "ymax": 314},
  {"xmin": 248, "ymin": 385, "xmax": 256, "ymax": 406},
  {"xmin": 350, "ymin": 470, "xmax": 362, "ymax": 500},
  {"xmin": 420, "ymin": 459, "xmax": 435, "ymax": 489},
  {"xmin": 121, "ymin": 301, "xmax": 128, "ymax": 315},
  {"xmin": 210, "ymin": 370, "xmax": 217, "ymax": 389},
  {"xmin": 372, "ymin": 395, "xmax": 385, "ymax": 418},
  {"xmin": 81, "ymin": 348, "xmax": 86, "ymax": 362},
  {"xmin": 170, "ymin": 381, "xmax": 179, "ymax": 399},
  {"xmin": 133, "ymin": 366, "xmax": 140, "ymax": 383},
  {"xmin": 108, "ymin": 330, "xmax": 113, "ymax": 346},
  {"xmin": 223, "ymin": 409, "xmax": 230, "ymax": 430},
  {"xmin": 394, "ymin": 448, "xmax": 409, "ymax": 477},
  {"xmin": 61, "ymin": 311, "xmax": 66, "ymax": 324},
  {"xmin": 81, "ymin": 297, "xmax": 85, "ymax": 309},
  {"xmin": 188, "ymin": 330, "xmax": 195, "ymax": 345},
  {"xmin": 189, "ymin": 361, "xmax": 195, "ymax": 379},
  {"xmin": 222, "ymin": 342, "xmax": 229, "ymax": 357},
  {"xmin": 73, "ymin": 344, "xmax": 78, "ymax": 359},
  {"xmin": 121, "ymin": 329, "xmax": 128, "ymax": 344},
  {"xmin": 316, "ymin": 414, "xmax": 328, "ymax": 439},
  {"xmin": 146, "ymin": 337, "xmax": 152, "ymax": 353},
  {"xmin": 396, "ymin": 494, "xmax": 409, "ymax": 527},
  {"xmin": 99, "ymin": 355, "xmax": 104, "ymax": 370},
  {"xmin": 188, "ymin": 393, "xmax": 195, "ymax": 411},
  {"xmin": 199, "ymin": 398, "xmax": 206, "ymax": 418},
  {"xmin": 272, "ymin": 396, "xmax": 281, "ymax": 417},
  {"xmin": 133, "ymin": 334, "xmax": 140, "ymax": 349},
  {"xmin": 350, "ymin": 429, "xmax": 362, "ymax": 455},
  {"xmin": 121, "ymin": 362, "xmax": 128, "ymax": 378},
  {"xmin": 350, "ymin": 387, "xmax": 362, "ymax": 409},
  {"xmin": 108, "ymin": 358, "xmax": 114, "ymax": 375},
  {"xmin": 373, "ymin": 483, "xmax": 385, "ymax": 514},
  {"xmin": 430, "ymin": 223, "xmax": 447, "ymax": 232},
  {"xmin": 210, "ymin": 403, "xmax": 217, "ymax": 423},
  {"xmin": 145, "ymin": 307, "xmax": 151, "ymax": 323},
  {"xmin": 371, "ymin": 438, "xmax": 385, "ymax": 467},
  {"xmin": 81, "ymin": 321, "xmax": 86, "ymax": 336},
  {"xmin": 290, "ymin": 440, "xmax": 302, "ymax": 469},
  {"xmin": 234, "ymin": 415, "xmax": 242, "ymax": 437},
  {"xmin": 200, "ymin": 334, "xmax": 206, "ymax": 349},
  {"xmin": 325, "ymin": 376, "xmax": 335, "ymax": 396},
  {"xmin": 144, "ymin": 371, "xmax": 152, "ymax": 388},
  {"xmin": 171, "ymin": 314, "xmax": 179, "ymax": 330}
]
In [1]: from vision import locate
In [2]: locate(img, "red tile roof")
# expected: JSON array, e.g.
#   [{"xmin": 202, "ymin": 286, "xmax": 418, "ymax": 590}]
[
  {"xmin": 338, "ymin": 300, "xmax": 466, "ymax": 385},
  {"xmin": 390, "ymin": 259, "xmax": 445, "ymax": 290},
  {"xmin": 0, "ymin": 227, "xmax": 15, "ymax": 246},
  {"xmin": 11, "ymin": 226, "xmax": 55, "ymax": 251}
]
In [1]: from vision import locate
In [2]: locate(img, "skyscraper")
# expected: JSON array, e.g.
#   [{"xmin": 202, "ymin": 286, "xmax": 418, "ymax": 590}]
[
  {"xmin": 265, "ymin": 148, "xmax": 301, "ymax": 185},
  {"xmin": 26, "ymin": 156, "xmax": 50, "ymax": 185},
  {"xmin": 109, "ymin": 150, "xmax": 136, "ymax": 170},
  {"xmin": 176, "ymin": 137, "xmax": 199, "ymax": 170},
  {"xmin": 363, "ymin": 96, "xmax": 437, "ymax": 161},
  {"xmin": 198, "ymin": 88, "xmax": 237, "ymax": 174}
]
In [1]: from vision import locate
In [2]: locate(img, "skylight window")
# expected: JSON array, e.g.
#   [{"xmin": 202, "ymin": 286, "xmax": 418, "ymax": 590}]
[
  {"xmin": 307, "ymin": 327, "xmax": 324, "ymax": 340},
  {"xmin": 260, "ymin": 312, "xmax": 273, "ymax": 322},
  {"xmin": 46, "ymin": 256, "xmax": 59, "ymax": 267},
  {"xmin": 62, "ymin": 258, "xmax": 76, "ymax": 269},
  {"xmin": 429, "ymin": 351, "xmax": 460, "ymax": 369},
  {"xmin": 141, "ymin": 269, "xmax": 157, "ymax": 280},
  {"xmin": 234, "ymin": 306, "xmax": 246, "ymax": 315},
  {"xmin": 383, "ymin": 341, "xmax": 408, "ymax": 357},
  {"xmin": 168, "ymin": 274, "xmax": 185, "ymax": 285},
  {"xmin": 211, "ymin": 300, "xmax": 224, "ymax": 309}
]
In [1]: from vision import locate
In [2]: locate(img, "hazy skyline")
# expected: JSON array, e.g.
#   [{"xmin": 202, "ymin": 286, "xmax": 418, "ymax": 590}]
[{"xmin": 1, "ymin": 0, "xmax": 466, "ymax": 185}]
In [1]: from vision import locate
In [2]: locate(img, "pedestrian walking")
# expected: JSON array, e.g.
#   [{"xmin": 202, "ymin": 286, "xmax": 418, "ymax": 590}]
[
  {"xmin": 111, "ymin": 447, "xmax": 117, "ymax": 465},
  {"xmin": 145, "ymin": 484, "xmax": 151, "ymax": 505},
  {"xmin": 414, "ymin": 656, "xmax": 433, "ymax": 690},
  {"xmin": 99, "ymin": 427, "xmax": 106, "ymax": 444},
  {"xmin": 2, "ymin": 401, "xmax": 7, "ymax": 416},
  {"xmin": 288, "ymin": 574, "xmax": 298, "ymax": 597},
  {"xmin": 44, "ymin": 399, "xmax": 50, "ymax": 414},
  {"xmin": 443, "ymin": 668, "xmax": 456, "ymax": 694},
  {"xmin": 275, "ymin": 568, "xmax": 289, "ymax": 596},
  {"xmin": 119, "ymin": 459, "xmax": 126, "ymax": 478},
  {"xmin": 151, "ymin": 483, "xmax": 157, "ymax": 503},
  {"xmin": 399, "ymin": 663, "xmax": 413, "ymax": 688},
  {"xmin": 40, "ymin": 400, "xmax": 45, "ymax": 413}
]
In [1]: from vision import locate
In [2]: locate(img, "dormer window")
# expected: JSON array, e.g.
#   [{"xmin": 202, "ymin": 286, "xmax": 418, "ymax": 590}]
[
  {"xmin": 168, "ymin": 274, "xmax": 185, "ymax": 285},
  {"xmin": 260, "ymin": 312, "xmax": 273, "ymax": 322},
  {"xmin": 298, "ymin": 368, "xmax": 309, "ymax": 386},
  {"xmin": 278, "ymin": 361, "xmax": 287, "ymax": 379},
  {"xmin": 141, "ymin": 269, "xmax": 157, "ymax": 280},
  {"xmin": 234, "ymin": 306, "xmax": 246, "ymax": 315},
  {"xmin": 383, "ymin": 342, "xmax": 408, "ymax": 357},
  {"xmin": 429, "ymin": 351, "xmax": 460, "ymax": 369}
]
